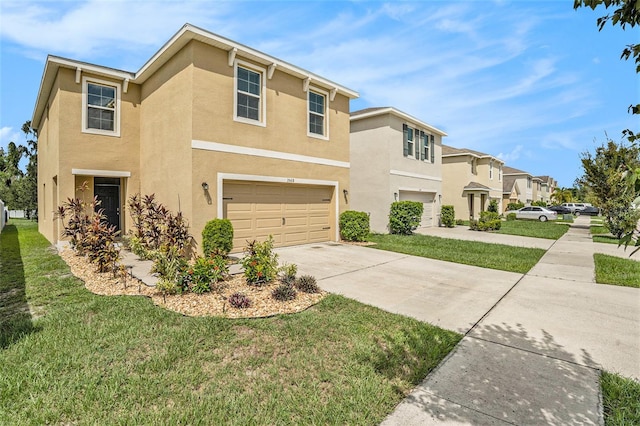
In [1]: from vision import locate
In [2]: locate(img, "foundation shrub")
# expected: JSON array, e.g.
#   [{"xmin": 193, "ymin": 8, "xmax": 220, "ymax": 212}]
[
  {"xmin": 339, "ymin": 210, "xmax": 370, "ymax": 242},
  {"xmin": 488, "ymin": 199, "xmax": 499, "ymax": 213},
  {"xmin": 278, "ymin": 263, "xmax": 297, "ymax": 285},
  {"xmin": 151, "ymin": 246, "xmax": 188, "ymax": 284},
  {"xmin": 470, "ymin": 211, "xmax": 502, "ymax": 231},
  {"xmin": 272, "ymin": 283, "xmax": 297, "ymax": 301},
  {"xmin": 295, "ymin": 275, "xmax": 320, "ymax": 293},
  {"xmin": 455, "ymin": 219, "xmax": 465, "ymax": 226},
  {"xmin": 189, "ymin": 254, "xmax": 229, "ymax": 294},
  {"xmin": 441, "ymin": 205, "xmax": 455, "ymax": 228},
  {"xmin": 228, "ymin": 292, "xmax": 252, "ymax": 309},
  {"xmin": 389, "ymin": 201, "xmax": 424, "ymax": 234},
  {"xmin": 506, "ymin": 212, "xmax": 517, "ymax": 221},
  {"xmin": 242, "ymin": 236, "xmax": 279, "ymax": 285},
  {"xmin": 532, "ymin": 200, "xmax": 547, "ymax": 207},
  {"xmin": 202, "ymin": 218, "xmax": 234, "ymax": 257},
  {"xmin": 507, "ymin": 202, "xmax": 525, "ymax": 211}
]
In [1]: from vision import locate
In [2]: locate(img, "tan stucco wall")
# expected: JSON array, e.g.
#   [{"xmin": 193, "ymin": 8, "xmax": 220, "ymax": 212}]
[
  {"xmin": 350, "ymin": 113, "xmax": 442, "ymax": 233},
  {"xmin": 441, "ymin": 156, "xmax": 503, "ymax": 220}
]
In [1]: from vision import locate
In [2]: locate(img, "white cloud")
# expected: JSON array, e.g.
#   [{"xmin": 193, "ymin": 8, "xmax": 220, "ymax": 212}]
[
  {"xmin": 0, "ymin": 126, "xmax": 21, "ymax": 150},
  {"xmin": 497, "ymin": 145, "xmax": 524, "ymax": 163}
]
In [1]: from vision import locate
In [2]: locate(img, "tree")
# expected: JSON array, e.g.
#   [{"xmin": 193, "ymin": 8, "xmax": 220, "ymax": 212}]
[
  {"xmin": 574, "ymin": 0, "xmax": 639, "ymax": 141},
  {"xmin": 18, "ymin": 121, "xmax": 38, "ymax": 219},
  {"xmin": 578, "ymin": 138, "xmax": 640, "ymax": 238},
  {"xmin": 550, "ymin": 187, "xmax": 574, "ymax": 204},
  {"xmin": 0, "ymin": 141, "xmax": 26, "ymax": 208},
  {"xmin": 0, "ymin": 121, "xmax": 38, "ymax": 218}
]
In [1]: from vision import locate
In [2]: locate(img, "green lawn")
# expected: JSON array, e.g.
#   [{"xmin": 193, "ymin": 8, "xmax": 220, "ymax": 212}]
[
  {"xmin": 601, "ymin": 371, "xmax": 640, "ymax": 425},
  {"xmin": 593, "ymin": 253, "xmax": 640, "ymax": 288},
  {"xmin": 0, "ymin": 220, "xmax": 461, "ymax": 424},
  {"xmin": 368, "ymin": 233, "xmax": 544, "ymax": 273},
  {"xmin": 496, "ymin": 220, "xmax": 570, "ymax": 240}
]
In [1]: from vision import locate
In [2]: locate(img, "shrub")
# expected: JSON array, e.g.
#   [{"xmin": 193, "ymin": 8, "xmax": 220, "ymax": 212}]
[
  {"xmin": 389, "ymin": 201, "xmax": 424, "ymax": 234},
  {"xmin": 189, "ymin": 254, "xmax": 229, "ymax": 293},
  {"xmin": 156, "ymin": 278, "xmax": 179, "ymax": 296},
  {"xmin": 441, "ymin": 205, "xmax": 455, "ymax": 228},
  {"xmin": 228, "ymin": 292, "xmax": 252, "ymax": 309},
  {"xmin": 295, "ymin": 275, "xmax": 320, "ymax": 293},
  {"xmin": 339, "ymin": 210, "xmax": 370, "ymax": 242},
  {"xmin": 272, "ymin": 283, "xmax": 297, "ymax": 301},
  {"xmin": 532, "ymin": 200, "xmax": 547, "ymax": 207},
  {"xmin": 278, "ymin": 263, "xmax": 297, "ymax": 285},
  {"xmin": 506, "ymin": 212, "xmax": 517, "ymax": 221},
  {"xmin": 202, "ymin": 218, "xmax": 234, "ymax": 257},
  {"xmin": 455, "ymin": 219, "xmax": 465, "ymax": 225},
  {"xmin": 507, "ymin": 202, "xmax": 524, "ymax": 211},
  {"xmin": 128, "ymin": 235, "xmax": 153, "ymax": 260},
  {"xmin": 488, "ymin": 199, "xmax": 499, "ymax": 213},
  {"xmin": 242, "ymin": 237, "xmax": 279, "ymax": 285},
  {"xmin": 151, "ymin": 246, "xmax": 188, "ymax": 282},
  {"xmin": 470, "ymin": 211, "xmax": 502, "ymax": 231}
]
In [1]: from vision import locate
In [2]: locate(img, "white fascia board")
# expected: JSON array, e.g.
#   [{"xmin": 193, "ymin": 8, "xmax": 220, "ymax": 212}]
[
  {"xmin": 351, "ymin": 107, "xmax": 447, "ymax": 136},
  {"xmin": 135, "ymin": 24, "xmax": 358, "ymax": 99},
  {"xmin": 192, "ymin": 140, "xmax": 349, "ymax": 169}
]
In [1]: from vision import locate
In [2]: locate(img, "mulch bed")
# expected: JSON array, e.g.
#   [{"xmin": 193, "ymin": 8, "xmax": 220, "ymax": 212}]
[{"xmin": 59, "ymin": 249, "xmax": 326, "ymax": 319}]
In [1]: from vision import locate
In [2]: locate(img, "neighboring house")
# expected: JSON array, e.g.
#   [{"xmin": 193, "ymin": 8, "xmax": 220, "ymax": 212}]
[
  {"xmin": 536, "ymin": 175, "xmax": 557, "ymax": 204},
  {"xmin": 349, "ymin": 107, "xmax": 446, "ymax": 233},
  {"xmin": 532, "ymin": 177, "xmax": 542, "ymax": 202},
  {"xmin": 32, "ymin": 24, "xmax": 358, "ymax": 251},
  {"xmin": 441, "ymin": 145, "xmax": 504, "ymax": 220},
  {"xmin": 502, "ymin": 166, "xmax": 533, "ymax": 208}
]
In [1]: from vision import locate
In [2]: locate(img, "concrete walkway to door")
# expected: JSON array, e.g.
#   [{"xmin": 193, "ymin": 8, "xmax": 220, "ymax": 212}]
[{"xmin": 276, "ymin": 215, "xmax": 640, "ymax": 425}]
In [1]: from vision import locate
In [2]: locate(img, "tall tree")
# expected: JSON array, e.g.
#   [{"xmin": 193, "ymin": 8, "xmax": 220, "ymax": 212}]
[
  {"xmin": 550, "ymin": 187, "xmax": 574, "ymax": 204},
  {"xmin": 0, "ymin": 141, "xmax": 26, "ymax": 208},
  {"xmin": 578, "ymin": 139, "xmax": 640, "ymax": 238}
]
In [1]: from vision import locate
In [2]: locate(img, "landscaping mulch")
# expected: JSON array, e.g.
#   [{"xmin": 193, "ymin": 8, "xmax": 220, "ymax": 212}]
[{"xmin": 59, "ymin": 249, "xmax": 326, "ymax": 319}]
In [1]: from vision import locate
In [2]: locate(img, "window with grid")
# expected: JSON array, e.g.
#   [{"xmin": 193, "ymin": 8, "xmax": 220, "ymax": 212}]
[
  {"xmin": 308, "ymin": 90, "xmax": 326, "ymax": 136},
  {"xmin": 236, "ymin": 66, "xmax": 261, "ymax": 121},
  {"xmin": 87, "ymin": 82, "xmax": 116, "ymax": 131}
]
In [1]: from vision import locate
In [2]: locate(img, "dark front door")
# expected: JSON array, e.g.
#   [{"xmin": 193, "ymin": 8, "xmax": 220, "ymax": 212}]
[{"xmin": 94, "ymin": 177, "xmax": 121, "ymax": 231}]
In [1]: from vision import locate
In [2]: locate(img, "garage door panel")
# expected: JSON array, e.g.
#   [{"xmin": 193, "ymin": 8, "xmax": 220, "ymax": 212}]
[
  {"xmin": 399, "ymin": 190, "xmax": 435, "ymax": 228},
  {"xmin": 224, "ymin": 181, "xmax": 333, "ymax": 251}
]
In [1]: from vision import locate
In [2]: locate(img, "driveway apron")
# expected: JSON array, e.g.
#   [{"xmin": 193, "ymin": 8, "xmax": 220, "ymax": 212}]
[{"xmin": 276, "ymin": 215, "xmax": 640, "ymax": 425}]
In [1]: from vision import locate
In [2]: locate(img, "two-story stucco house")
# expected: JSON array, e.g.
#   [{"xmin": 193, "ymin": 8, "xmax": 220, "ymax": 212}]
[
  {"xmin": 441, "ymin": 145, "xmax": 504, "ymax": 220},
  {"xmin": 349, "ymin": 107, "xmax": 446, "ymax": 233},
  {"xmin": 502, "ymin": 166, "xmax": 534, "ymax": 208},
  {"xmin": 32, "ymin": 24, "xmax": 358, "ymax": 251},
  {"xmin": 536, "ymin": 175, "xmax": 557, "ymax": 204}
]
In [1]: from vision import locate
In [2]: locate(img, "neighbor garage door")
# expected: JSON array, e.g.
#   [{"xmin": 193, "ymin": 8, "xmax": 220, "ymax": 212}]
[
  {"xmin": 223, "ymin": 181, "xmax": 333, "ymax": 250},
  {"xmin": 399, "ymin": 190, "xmax": 435, "ymax": 228}
]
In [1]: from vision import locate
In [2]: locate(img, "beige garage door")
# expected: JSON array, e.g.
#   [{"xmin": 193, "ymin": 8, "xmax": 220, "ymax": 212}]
[
  {"xmin": 399, "ymin": 191, "xmax": 435, "ymax": 228},
  {"xmin": 223, "ymin": 181, "xmax": 334, "ymax": 251}
]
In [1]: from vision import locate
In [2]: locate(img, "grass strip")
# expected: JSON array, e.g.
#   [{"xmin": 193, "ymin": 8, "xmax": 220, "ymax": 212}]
[
  {"xmin": 368, "ymin": 233, "xmax": 544, "ymax": 273},
  {"xmin": 496, "ymin": 220, "xmax": 570, "ymax": 240},
  {"xmin": 601, "ymin": 371, "xmax": 640, "ymax": 425},
  {"xmin": 0, "ymin": 220, "xmax": 461, "ymax": 424},
  {"xmin": 593, "ymin": 253, "xmax": 640, "ymax": 288}
]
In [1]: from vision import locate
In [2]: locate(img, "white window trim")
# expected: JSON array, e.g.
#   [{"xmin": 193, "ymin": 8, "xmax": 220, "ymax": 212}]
[
  {"xmin": 81, "ymin": 76, "xmax": 121, "ymax": 137},
  {"xmin": 233, "ymin": 60, "xmax": 266, "ymax": 127},
  {"xmin": 489, "ymin": 160, "xmax": 494, "ymax": 180},
  {"xmin": 307, "ymin": 86, "xmax": 329, "ymax": 140}
]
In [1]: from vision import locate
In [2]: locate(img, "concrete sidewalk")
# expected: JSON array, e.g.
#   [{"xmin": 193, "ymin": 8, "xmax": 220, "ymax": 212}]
[
  {"xmin": 383, "ymin": 215, "xmax": 639, "ymax": 425},
  {"xmin": 415, "ymin": 225, "xmax": 555, "ymax": 250},
  {"xmin": 277, "ymin": 215, "xmax": 639, "ymax": 425}
]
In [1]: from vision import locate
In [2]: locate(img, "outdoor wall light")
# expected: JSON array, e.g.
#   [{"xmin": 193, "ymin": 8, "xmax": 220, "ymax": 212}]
[
  {"xmin": 394, "ymin": 192, "xmax": 398, "ymax": 201},
  {"xmin": 201, "ymin": 182, "xmax": 209, "ymax": 191}
]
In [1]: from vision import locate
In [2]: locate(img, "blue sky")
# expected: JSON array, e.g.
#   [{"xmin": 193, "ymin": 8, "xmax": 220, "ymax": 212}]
[{"xmin": 0, "ymin": 0, "xmax": 637, "ymax": 188}]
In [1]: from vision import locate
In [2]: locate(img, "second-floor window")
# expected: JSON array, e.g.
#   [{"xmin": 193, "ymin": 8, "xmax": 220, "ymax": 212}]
[
  {"xmin": 527, "ymin": 177, "xmax": 532, "ymax": 189},
  {"xmin": 489, "ymin": 160, "xmax": 494, "ymax": 180},
  {"xmin": 308, "ymin": 89, "xmax": 327, "ymax": 137},
  {"xmin": 403, "ymin": 125, "xmax": 434, "ymax": 162},
  {"xmin": 235, "ymin": 63, "xmax": 264, "ymax": 124},
  {"xmin": 82, "ymin": 76, "xmax": 120, "ymax": 136}
]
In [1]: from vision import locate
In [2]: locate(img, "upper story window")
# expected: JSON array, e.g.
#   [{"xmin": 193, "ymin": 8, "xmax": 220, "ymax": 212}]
[
  {"xmin": 471, "ymin": 158, "xmax": 477, "ymax": 175},
  {"xmin": 403, "ymin": 125, "xmax": 434, "ymax": 162},
  {"xmin": 527, "ymin": 177, "xmax": 532, "ymax": 189},
  {"xmin": 82, "ymin": 76, "xmax": 120, "ymax": 136},
  {"xmin": 308, "ymin": 89, "xmax": 328, "ymax": 138},
  {"xmin": 234, "ymin": 62, "xmax": 265, "ymax": 126},
  {"xmin": 499, "ymin": 165, "xmax": 502, "ymax": 181},
  {"xmin": 489, "ymin": 160, "xmax": 494, "ymax": 180}
]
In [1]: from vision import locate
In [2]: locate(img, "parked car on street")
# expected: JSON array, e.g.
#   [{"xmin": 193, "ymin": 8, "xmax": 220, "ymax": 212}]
[
  {"xmin": 578, "ymin": 205, "xmax": 601, "ymax": 216},
  {"xmin": 547, "ymin": 205, "xmax": 572, "ymax": 215},
  {"xmin": 561, "ymin": 203, "xmax": 586, "ymax": 214},
  {"xmin": 507, "ymin": 206, "xmax": 558, "ymax": 222}
]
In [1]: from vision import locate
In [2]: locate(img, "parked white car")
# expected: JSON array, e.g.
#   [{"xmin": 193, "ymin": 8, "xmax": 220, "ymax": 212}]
[{"xmin": 508, "ymin": 206, "xmax": 558, "ymax": 222}]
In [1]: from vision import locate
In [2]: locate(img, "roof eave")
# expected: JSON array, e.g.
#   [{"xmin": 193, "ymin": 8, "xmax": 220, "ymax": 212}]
[{"xmin": 350, "ymin": 107, "xmax": 447, "ymax": 136}]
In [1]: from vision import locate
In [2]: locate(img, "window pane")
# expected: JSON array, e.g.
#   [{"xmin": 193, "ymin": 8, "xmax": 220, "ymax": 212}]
[
  {"xmin": 88, "ymin": 107, "xmax": 114, "ymax": 131},
  {"xmin": 237, "ymin": 93, "xmax": 259, "ymax": 120},
  {"xmin": 238, "ymin": 67, "xmax": 260, "ymax": 95},
  {"xmin": 309, "ymin": 114, "xmax": 324, "ymax": 135},
  {"xmin": 88, "ymin": 84, "xmax": 115, "ymax": 109},
  {"xmin": 407, "ymin": 128, "xmax": 413, "ymax": 141},
  {"xmin": 309, "ymin": 92, "xmax": 324, "ymax": 114}
]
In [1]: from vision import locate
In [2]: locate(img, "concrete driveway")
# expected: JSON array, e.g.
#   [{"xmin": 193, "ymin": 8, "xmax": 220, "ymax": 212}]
[{"xmin": 276, "ymin": 243, "xmax": 522, "ymax": 334}]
